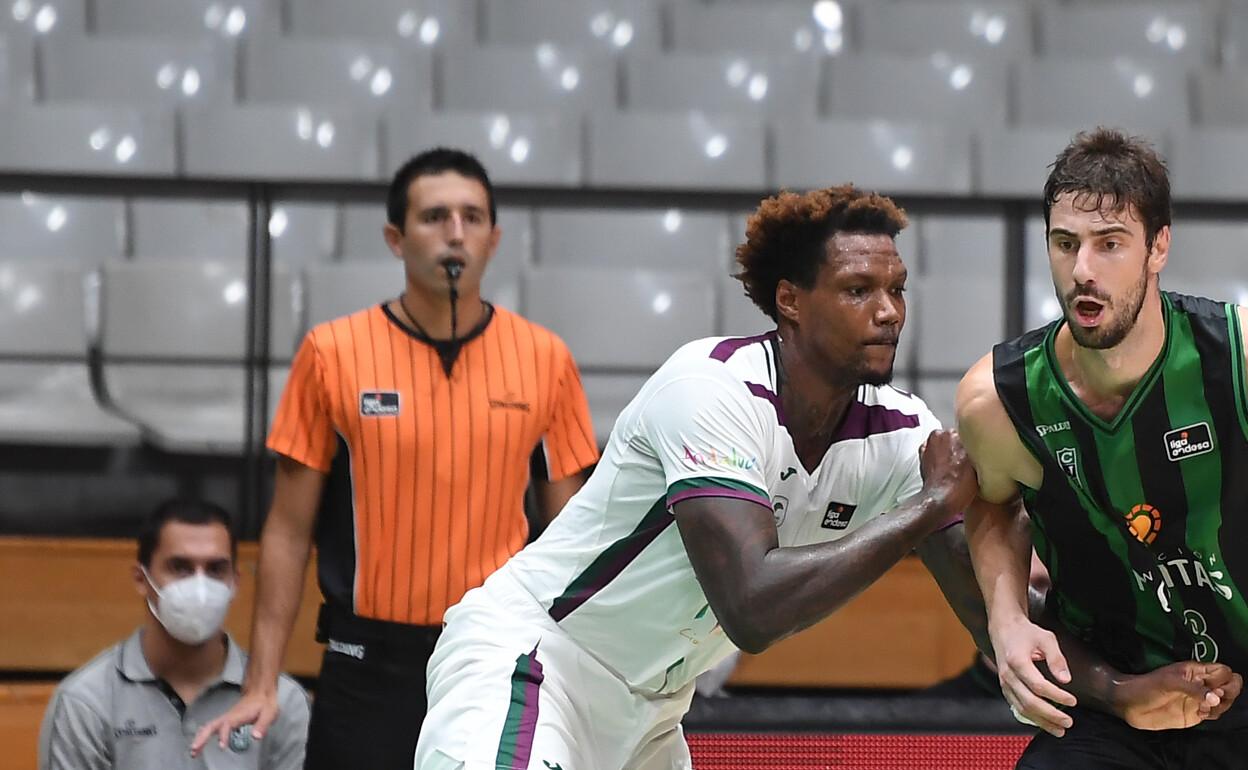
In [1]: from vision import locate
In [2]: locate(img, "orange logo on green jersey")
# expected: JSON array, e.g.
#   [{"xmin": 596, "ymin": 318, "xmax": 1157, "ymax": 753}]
[{"xmin": 1125, "ymin": 503, "xmax": 1161, "ymax": 545}]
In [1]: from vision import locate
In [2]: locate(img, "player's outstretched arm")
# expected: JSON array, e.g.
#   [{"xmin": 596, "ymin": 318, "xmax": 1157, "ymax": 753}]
[
  {"xmin": 675, "ymin": 429, "xmax": 978, "ymax": 655},
  {"xmin": 190, "ymin": 456, "xmax": 325, "ymax": 757},
  {"xmin": 915, "ymin": 522, "xmax": 991, "ymax": 659}
]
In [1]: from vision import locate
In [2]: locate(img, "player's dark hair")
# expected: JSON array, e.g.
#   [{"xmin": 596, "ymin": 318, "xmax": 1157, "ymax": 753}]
[
  {"xmin": 386, "ymin": 147, "xmax": 497, "ymax": 231},
  {"xmin": 734, "ymin": 185, "xmax": 908, "ymax": 322},
  {"xmin": 137, "ymin": 498, "xmax": 237, "ymax": 567},
  {"xmin": 1044, "ymin": 128, "xmax": 1171, "ymax": 251}
]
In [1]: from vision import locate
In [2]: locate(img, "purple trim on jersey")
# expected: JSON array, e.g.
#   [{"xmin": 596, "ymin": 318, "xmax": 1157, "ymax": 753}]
[
  {"xmin": 833, "ymin": 400, "xmax": 920, "ymax": 442},
  {"xmin": 668, "ymin": 486, "xmax": 771, "ymax": 511},
  {"xmin": 933, "ymin": 511, "xmax": 965, "ymax": 532},
  {"xmin": 745, "ymin": 382, "xmax": 788, "ymax": 427},
  {"xmin": 709, "ymin": 331, "xmax": 776, "ymax": 362}
]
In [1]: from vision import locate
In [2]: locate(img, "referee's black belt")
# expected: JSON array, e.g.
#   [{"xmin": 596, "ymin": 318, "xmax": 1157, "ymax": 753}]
[{"xmin": 315, "ymin": 602, "xmax": 442, "ymax": 655}]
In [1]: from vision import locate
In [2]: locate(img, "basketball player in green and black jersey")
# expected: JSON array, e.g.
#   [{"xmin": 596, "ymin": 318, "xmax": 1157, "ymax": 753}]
[{"xmin": 959, "ymin": 128, "xmax": 1246, "ymax": 768}]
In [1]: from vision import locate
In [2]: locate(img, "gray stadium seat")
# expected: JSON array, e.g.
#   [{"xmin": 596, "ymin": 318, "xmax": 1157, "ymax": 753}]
[
  {"xmin": 0, "ymin": 104, "xmax": 176, "ymax": 175},
  {"xmin": 718, "ymin": 272, "xmax": 772, "ymax": 338},
  {"xmin": 130, "ymin": 199, "xmax": 249, "ymax": 260},
  {"xmin": 535, "ymin": 208, "xmax": 732, "ymax": 269},
  {"xmin": 580, "ymin": 372, "xmax": 648, "ymax": 445},
  {"xmin": 182, "ymin": 105, "xmax": 380, "ymax": 180},
  {"xmin": 99, "ymin": 261, "xmax": 297, "ymax": 454},
  {"xmin": 523, "ymin": 265, "xmax": 715, "ymax": 369},
  {"xmin": 625, "ymin": 53, "xmax": 819, "ymax": 117},
  {"xmin": 977, "ymin": 126, "xmax": 1078, "ymax": 197},
  {"xmin": 482, "ymin": 0, "xmax": 661, "ymax": 53},
  {"xmin": 286, "ymin": 0, "xmax": 475, "ymax": 50},
  {"xmin": 243, "ymin": 38, "xmax": 432, "ymax": 114},
  {"xmin": 1170, "ymin": 128, "xmax": 1248, "ymax": 200},
  {"xmin": 1025, "ymin": 213, "xmax": 1050, "ymax": 281},
  {"xmin": 269, "ymin": 203, "xmax": 338, "ymax": 265},
  {"xmin": 774, "ymin": 119, "xmax": 972, "ymax": 195},
  {"xmin": 1014, "ymin": 58, "xmax": 1189, "ymax": 135},
  {"xmin": 440, "ymin": 44, "xmax": 617, "ymax": 113},
  {"xmin": 824, "ymin": 54, "xmax": 1008, "ymax": 127},
  {"xmin": 668, "ymin": 2, "xmax": 848, "ymax": 57},
  {"xmin": 1038, "ymin": 3, "xmax": 1214, "ymax": 68},
  {"xmin": 1166, "ymin": 221, "xmax": 1248, "ymax": 286},
  {"xmin": 914, "ymin": 377, "xmax": 959, "ymax": 429},
  {"xmin": 341, "ymin": 206, "xmax": 531, "ymax": 312},
  {"xmin": 858, "ymin": 1, "xmax": 1031, "ymax": 60},
  {"xmin": 587, "ymin": 112, "xmax": 766, "ymax": 190},
  {"xmin": 919, "ymin": 214, "xmax": 1005, "ymax": 280},
  {"xmin": 302, "ymin": 262, "xmax": 402, "ymax": 329},
  {"xmin": 92, "ymin": 0, "xmax": 280, "ymax": 39},
  {"xmin": 0, "ymin": 262, "xmax": 140, "ymax": 446},
  {"xmin": 0, "ymin": 194, "xmax": 125, "ymax": 260},
  {"xmin": 1192, "ymin": 69, "xmax": 1248, "ymax": 127},
  {"xmin": 1024, "ymin": 275, "xmax": 1063, "ymax": 333},
  {"xmin": 0, "ymin": 0, "xmax": 85, "ymax": 39},
  {"xmin": 912, "ymin": 275, "xmax": 1004, "ymax": 373},
  {"xmin": 40, "ymin": 36, "xmax": 234, "ymax": 105},
  {"xmin": 384, "ymin": 110, "xmax": 582, "ymax": 186},
  {"xmin": 0, "ymin": 34, "xmax": 35, "ymax": 102}
]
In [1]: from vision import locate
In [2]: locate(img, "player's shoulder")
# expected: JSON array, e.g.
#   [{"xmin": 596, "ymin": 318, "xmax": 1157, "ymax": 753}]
[
  {"xmin": 664, "ymin": 333, "xmax": 776, "ymax": 379},
  {"xmin": 860, "ymin": 383, "xmax": 941, "ymax": 434}
]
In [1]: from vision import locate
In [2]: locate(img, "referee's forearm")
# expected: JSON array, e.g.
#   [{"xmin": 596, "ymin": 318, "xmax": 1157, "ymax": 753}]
[{"xmin": 244, "ymin": 511, "xmax": 313, "ymax": 693}]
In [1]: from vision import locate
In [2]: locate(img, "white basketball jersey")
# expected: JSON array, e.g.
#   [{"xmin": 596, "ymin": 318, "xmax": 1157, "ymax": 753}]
[{"xmin": 489, "ymin": 332, "xmax": 941, "ymax": 695}]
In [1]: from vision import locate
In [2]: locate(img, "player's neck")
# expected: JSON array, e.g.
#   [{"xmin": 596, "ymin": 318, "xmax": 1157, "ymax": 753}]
[
  {"xmin": 776, "ymin": 334, "xmax": 857, "ymax": 468},
  {"xmin": 394, "ymin": 284, "xmax": 486, "ymax": 341},
  {"xmin": 1061, "ymin": 292, "xmax": 1166, "ymax": 401},
  {"xmin": 141, "ymin": 620, "xmax": 227, "ymax": 702}
]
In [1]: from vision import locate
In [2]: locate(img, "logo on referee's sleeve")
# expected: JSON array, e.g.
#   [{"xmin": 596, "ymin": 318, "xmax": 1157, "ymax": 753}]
[{"xmin": 359, "ymin": 391, "xmax": 400, "ymax": 416}]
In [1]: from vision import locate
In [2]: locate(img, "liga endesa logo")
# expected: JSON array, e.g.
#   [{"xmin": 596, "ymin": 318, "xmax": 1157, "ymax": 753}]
[
  {"xmin": 1125, "ymin": 503, "xmax": 1161, "ymax": 545},
  {"xmin": 682, "ymin": 444, "xmax": 759, "ymax": 472}
]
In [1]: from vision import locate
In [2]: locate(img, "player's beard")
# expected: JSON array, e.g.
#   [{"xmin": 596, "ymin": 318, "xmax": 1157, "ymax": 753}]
[{"xmin": 1062, "ymin": 262, "xmax": 1149, "ymax": 350}]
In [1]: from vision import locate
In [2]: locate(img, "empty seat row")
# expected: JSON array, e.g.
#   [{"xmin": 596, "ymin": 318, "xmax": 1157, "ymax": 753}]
[
  {"xmin": 10, "ymin": 103, "xmax": 1248, "ymax": 200},
  {"xmin": 8, "ymin": 0, "xmax": 1248, "ymax": 70},
  {"xmin": 14, "ymin": 36, "xmax": 1248, "ymax": 135}
]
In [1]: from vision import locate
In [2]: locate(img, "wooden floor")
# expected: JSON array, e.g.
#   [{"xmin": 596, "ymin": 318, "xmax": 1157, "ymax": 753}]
[{"xmin": 0, "ymin": 537, "xmax": 976, "ymax": 767}]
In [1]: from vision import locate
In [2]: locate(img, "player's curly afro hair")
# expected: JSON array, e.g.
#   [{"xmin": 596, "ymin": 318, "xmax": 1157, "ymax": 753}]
[{"xmin": 733, "ymin": 185, "xmax": 908, "ymax": 322}]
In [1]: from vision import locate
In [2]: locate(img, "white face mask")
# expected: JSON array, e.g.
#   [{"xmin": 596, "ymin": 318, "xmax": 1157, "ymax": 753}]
[{"xmin": 143, "ymin": 568, "xmax": 234, "ymax": 645}]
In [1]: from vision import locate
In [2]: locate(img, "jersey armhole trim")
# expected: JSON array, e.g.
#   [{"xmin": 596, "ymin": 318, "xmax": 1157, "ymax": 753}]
[
  {"xmin": 667, "ymin": 477, "xmax": 769, "ymax": 511},
  {"xmin": 1225, "ymin": 303, "xmax": 1248, "ymax": 443}
]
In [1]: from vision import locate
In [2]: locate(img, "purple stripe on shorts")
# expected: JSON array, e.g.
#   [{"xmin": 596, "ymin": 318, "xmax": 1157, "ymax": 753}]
[
  {"xmin": 709, "ymin": 331, "xmax": 776, "ymax": 362},
  {"xmin": 668, "ymin": 486, "xmax": 771, "ymax": 510},
  {"xmin": 512, "ymin": 649, "xmax": 543, "ymax": 770},
  {"xmin": 833, "ymin": 401, "xmax": 920, "ymax": 442}
]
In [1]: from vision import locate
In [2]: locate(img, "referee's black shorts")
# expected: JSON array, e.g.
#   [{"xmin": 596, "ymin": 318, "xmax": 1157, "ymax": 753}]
[
  {"xmin": 304, "ymin": 603, "xmax": 442, "ymax": 770},
  {"xmin": 1017, "ymin": 706, "xmax": 1248, "ymax": 769}
]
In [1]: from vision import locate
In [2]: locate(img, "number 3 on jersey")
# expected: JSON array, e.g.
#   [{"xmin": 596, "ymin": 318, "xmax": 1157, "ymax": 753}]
[{"xmin": 1183, "ymin": 609, "xmax": 1219, "ymax": 663}]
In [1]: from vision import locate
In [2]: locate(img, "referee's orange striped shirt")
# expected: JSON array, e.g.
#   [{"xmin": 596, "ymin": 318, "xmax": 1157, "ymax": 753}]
[{"xmin": 268, "ymin": 303, "xmax": 600, "ymax": 625}]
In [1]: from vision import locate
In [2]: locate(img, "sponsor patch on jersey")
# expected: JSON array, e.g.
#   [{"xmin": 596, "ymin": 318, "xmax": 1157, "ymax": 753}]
[
  {"xmin": 771, "ymin": 495, "xmax": 788, "ymax": 527},
  {"xmin": 1036, "ymin": 420, "xmax": 1071, "ymax": 437},
  {"xmin": 1164, "ymin": 422, "xmax": 1214, "ymax": 462},
  {"xmin": 359, "ymin": 391, "xmax": 400, "ymax": 417},
  {"xmin": 821, "ymin": 501, "xmax": 857, "ymax": 530},
  {"xmin": 1056, "ymin": 446, "xmax": 1080, "ymax": 485},
  {"xmin": 1125, "ymin": 502, "xmax": 1161, "ymax": 545},
  {"xmin": 681, "ymin": 444, "xmax": 759, "ymax": 472}
]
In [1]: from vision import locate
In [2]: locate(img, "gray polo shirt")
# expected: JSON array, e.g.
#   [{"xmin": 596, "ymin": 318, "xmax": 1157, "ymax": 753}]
[{"xmin": 39, "ymin": 629, "xmax": 309, "ymax": 770}]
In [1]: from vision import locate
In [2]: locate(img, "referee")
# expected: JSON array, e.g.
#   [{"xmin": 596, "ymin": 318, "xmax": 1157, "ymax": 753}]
[{"xmin": 193, "ymin": 148, "xmax": 600, "ymax": 769}]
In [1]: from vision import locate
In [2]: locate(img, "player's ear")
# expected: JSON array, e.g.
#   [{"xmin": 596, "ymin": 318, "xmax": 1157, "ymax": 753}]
[
  {"xmin": 1148, "ymin": 225, "xmax": 1170, "ymax": 275},
  {"xmin": 775, "ymin": 280, "xmax": 800, "ymax": 326}
]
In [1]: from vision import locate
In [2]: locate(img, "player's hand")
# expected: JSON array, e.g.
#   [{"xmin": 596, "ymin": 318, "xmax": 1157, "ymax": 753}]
[
  {"xmin": 990, "ymin": 615, "xmax": 1077, "ymax": 737},
  {"xmin": 1115, "ymin": 661, "xmax": 1244, "ymax": 731},
  {"xmin": 918, "ymin": 429, "xmax": 979, "ymax": 517},
  {"xmin": 190, "ymin": 689, "xmax": 279, "ymax": 757}
]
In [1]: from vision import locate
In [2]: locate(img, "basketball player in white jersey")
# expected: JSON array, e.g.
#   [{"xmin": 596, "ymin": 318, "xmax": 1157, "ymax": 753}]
[{"xmin": 415, "ymin": 185, "xmax": 1223, "ymax": 770}]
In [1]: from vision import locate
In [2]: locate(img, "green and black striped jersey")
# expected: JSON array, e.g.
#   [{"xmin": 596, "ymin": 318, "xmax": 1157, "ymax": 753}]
[{"xmin": 993, "ymin": 293, "xmax": 1248, "ymax": 689}]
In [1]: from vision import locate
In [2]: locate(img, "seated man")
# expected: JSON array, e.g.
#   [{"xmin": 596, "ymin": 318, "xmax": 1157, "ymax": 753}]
[{"xmin": 39, "ymin": 498, "xmax": 309, "ymax": 770}]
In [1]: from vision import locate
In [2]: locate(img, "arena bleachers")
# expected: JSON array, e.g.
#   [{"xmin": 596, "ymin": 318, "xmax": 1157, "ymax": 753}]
[{"xmin": 4, "ymin": 0, "xmax": 1248, "ymax": 718}]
